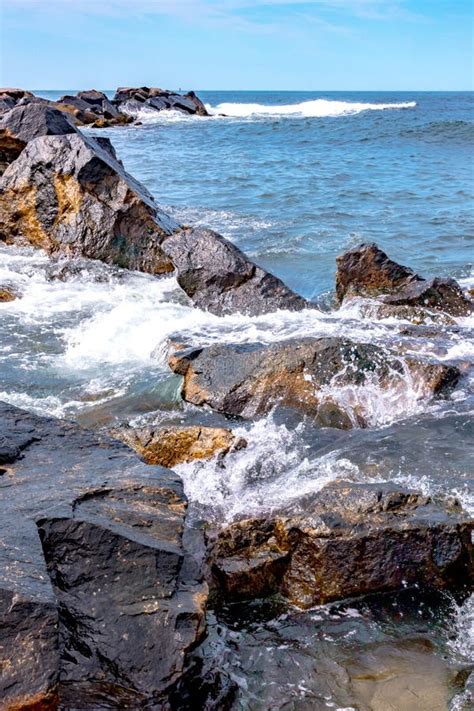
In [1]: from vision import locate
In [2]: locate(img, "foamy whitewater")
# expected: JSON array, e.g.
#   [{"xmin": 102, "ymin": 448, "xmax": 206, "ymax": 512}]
[{"xmin": 5, "ymin": 89, "xmax": 474, "ymax": 708}]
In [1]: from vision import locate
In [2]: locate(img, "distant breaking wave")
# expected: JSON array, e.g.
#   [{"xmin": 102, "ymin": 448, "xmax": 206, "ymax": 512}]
[
  {"xmin": 121, "ymin": 97, "xmax": 416, "ymax": 123},
  {"xmin": 207, "ymin": 98, "xmax": 416, "ymax": 118}
]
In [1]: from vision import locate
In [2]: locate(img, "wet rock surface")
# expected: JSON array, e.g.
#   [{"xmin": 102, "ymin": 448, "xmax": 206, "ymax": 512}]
[
  {"xmin": 0, "ymin": 132, "xmax": 178, "ymax": 272},
  {"xmin": 209, "ymin": 481, "xmax": 473, "ymax": 608},
  {"xmin": 336, "ymin": 243, "xmax": 472, "ymax": 316},
  {"xmin": 112, "ymin": 424, "xmax": 240, "ymax": 468},
  {"xmin": 161, "ymin": 227, "xmax": 309, "ymax": 316},
  {"xmin": 0, "ymin": 402, "xmax": 207, "ymax": 709},
  {"xmin": 168, "ymin": 337, "xmax": 460, "ymax": 425}
]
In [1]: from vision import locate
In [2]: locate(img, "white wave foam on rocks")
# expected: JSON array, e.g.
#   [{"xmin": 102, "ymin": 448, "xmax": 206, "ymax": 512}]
[
  {"xmin": 175, "ymin": 415, "xmax": 361, "ymax": 522},
  {"xmin": 120, "ymin": 98, "xmax": 416, "ymax": 123}
]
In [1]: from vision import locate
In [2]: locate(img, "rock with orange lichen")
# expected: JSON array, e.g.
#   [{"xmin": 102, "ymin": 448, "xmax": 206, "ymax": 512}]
[
  {"xmin": 112, "ymin": 424, "xmax": 242, "ymax": 468},
  {"xmin": 0, "ymin": 285, "xmax": 17, "ymax": 301},
  {"xmin": 0, "ymin": 132, "xmax": 178, "ymax": 273}
]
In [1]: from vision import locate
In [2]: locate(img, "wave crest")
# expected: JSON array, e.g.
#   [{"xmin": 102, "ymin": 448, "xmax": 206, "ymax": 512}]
[{"xmin": 208, "ymin": 98, "xmax": 416, "ymax": 118}]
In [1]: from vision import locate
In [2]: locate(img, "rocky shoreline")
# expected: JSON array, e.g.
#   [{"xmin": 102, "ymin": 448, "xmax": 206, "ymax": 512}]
[{"xmin": 0, "ymin": 99, "xmax": 473, "ymax": 709}]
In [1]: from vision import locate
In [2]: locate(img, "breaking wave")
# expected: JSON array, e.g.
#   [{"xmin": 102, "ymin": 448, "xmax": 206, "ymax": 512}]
[
  {"xmin": 208, "ymin": 98, "xmax": 416, "ymax": 118},
  {"xmin": 120, "ymin": 97, "xmax": 416, "ymax": 122}
]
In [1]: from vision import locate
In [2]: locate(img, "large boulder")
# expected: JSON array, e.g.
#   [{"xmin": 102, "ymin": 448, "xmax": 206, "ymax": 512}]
[
  {"xmin": 168, "ymin": 337, "xmax": 460, "ymax": 426},
  {"xmin": 56, "ymin": 91, "xmax": 131, "ymax": 127},
  {"xmin": 112, "ymin": 424, "xmax": 242, "ymax": 468},
  {"xmin": 161, "ymin": 227, "xmax": 309, "ymax": 316},
  {"xmin": 336, "ymin": 243, "xmax": 472, "ymax": 317},
  {"xmin": 209, "ymin": 481, "xmax": 473, "ymax": 608},
  {"xmin": 0, "ymin": 132, "xmax": 178, "ymax": 272},
  {"xmin": 0, "ymin": 402, "xmax": 207, "ymax": 709}
]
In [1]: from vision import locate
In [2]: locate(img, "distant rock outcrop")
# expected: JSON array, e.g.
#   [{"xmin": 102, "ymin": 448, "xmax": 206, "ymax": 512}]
[{"xmin": 113, "ymin": 86, "xmax": 209, "ymax": 116}]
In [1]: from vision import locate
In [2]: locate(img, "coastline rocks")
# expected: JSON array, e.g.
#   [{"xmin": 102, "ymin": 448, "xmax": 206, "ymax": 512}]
[
  {"xmin": 168, "ymin": 337, "xmax": 460, "ymax": 426},
  {"xmin": 209, "ymin": 481, "xmax": 473, "ymax": 608},
  {"xmin": 0, "ymin": 402, "xmax": 207, "ymax": 708},
  {"xmin": 336, "ymin": 243, "xmax": 472, "ymax": 317},
  {"xmin": 56, "ymin": 90, "xmax": 132, "ymax": 128},
  {"xmin": 0, "ymin": 132, "xmax": 178, "ymax": 272},
  {"xmin": 112, "ymin": 424, "xmax": 241, "ymax": 468},
  {"xmin": 161, "ymin": 227, "xmax": 309, "ymax": 316},
  {"xmin": 113, "ymin": 86, "xmax": 209, "ymax": 117},
  {"xmin": 0, "ymin": 88, "xmax": 35, "ymax": 115}
]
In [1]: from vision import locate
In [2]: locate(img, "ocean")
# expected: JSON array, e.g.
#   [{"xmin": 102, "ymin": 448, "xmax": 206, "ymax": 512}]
[{"xmin": 1, "ymin": 90, "xmax": 473, "ymax": 709}]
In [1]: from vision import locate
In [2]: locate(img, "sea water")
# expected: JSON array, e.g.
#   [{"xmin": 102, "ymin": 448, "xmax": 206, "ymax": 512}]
[{"xmin": 1, "ymin": 91, "xmax": 473, "ymax": 709}]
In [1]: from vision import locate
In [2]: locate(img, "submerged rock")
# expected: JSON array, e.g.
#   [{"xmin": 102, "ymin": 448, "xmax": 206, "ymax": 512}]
[
  {"xmin": 113, "ymin": 424, "xmax": 242, "ymax": 468},
  {"xmin": 336, "ymin": 243, "xmax": 472, "ymax": 317},
  {"xmin": 0, "ymin": 402, "xmax": 207, "ymax": 708},
  {"xmin": 113, "ymin": 86, "xmax": 209, "ymax": 116},
  {"xmin": 0, "ymin": 284, "xmax": 18, "ymax": 301},
  {"xmin": 0, "ymin": 132, "xmax": 178, "ymax": 272},
  {"xmin": 209, "ymin": 481, "xmax": 473, "ymax": 608},
  {"xmin": 168, "ymin": 337, "xmax": 460, "ymax": 426},
  {"xmin": 161, "ymin": 227, "xmax": 309, "ymax": 316}
]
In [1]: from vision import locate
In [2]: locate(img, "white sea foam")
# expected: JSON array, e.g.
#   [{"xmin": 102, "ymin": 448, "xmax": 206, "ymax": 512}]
[
  {"xmin": 208, "ymin": 98, "xmax": 416, "ymax": 119},
  {"xmin": 175, "ymin": 415, "xmax": 361, "ymax": 522}
]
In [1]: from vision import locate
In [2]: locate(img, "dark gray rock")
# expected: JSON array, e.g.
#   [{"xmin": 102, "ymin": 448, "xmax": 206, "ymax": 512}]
[
  {"xmin": 161, "ymin": 227, "xmax": 309, "ymax": 316},
  {"xmin": 0, "ymin": 402, "xmax": 207, "ymax": 708},
  {"xmin": 168, "ymin": 337, "xmax": 460, "ymax": 426},
  {"xmin": 0, "ymin": 103, "xmax": 76, "ymax": 143},
  {"xmin": 0, "ymin": 104, "xmax": 76, "ymax": 174},
  {"xmin": 336, "ymin": 243, "xmax": 472, "ymax": 317},
  {"xmin": 0, "ymin": 132, "xmax": 178, "ymax": 273},
  {"xmin": 113, "ymin": 86, "xmax": 209, "ymax": 117},
  {"xmin": 209, "ymin": 481, "xmax": 473, "ymax": 608}
]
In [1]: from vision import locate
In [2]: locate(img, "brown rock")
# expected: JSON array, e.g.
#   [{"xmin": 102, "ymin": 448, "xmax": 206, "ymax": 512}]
[
  {"xmin": 209, "ymin": 481, "xmax": 473, "ymax": 608},
  {"xmin": 168, "ymin": 337, "xmax": 460, "ymax": 426},
  {"xmin": 336, "ymin": 243, "xmax": 472, "ymax": 317},
  {"xmin": 0, "ymin": 285, "xmax": 17, "ymax": 301},
  {"xmin": 113, "ymin": 425, "xmax": 238, "ymax": 468}
]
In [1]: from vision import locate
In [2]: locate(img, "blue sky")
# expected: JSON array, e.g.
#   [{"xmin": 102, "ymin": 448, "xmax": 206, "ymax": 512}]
[{"xmin": 1, "ymin": 1, "xmax": 473, "ymax": 90}]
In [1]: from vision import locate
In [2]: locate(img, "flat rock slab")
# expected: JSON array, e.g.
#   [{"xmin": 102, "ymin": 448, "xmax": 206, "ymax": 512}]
[
  {"xmin": 0, "ymin": 402, "xmax": 206, "ymax": 709},
  {"xmin": 209, "ymin": 481, "xmax": 473, "ymax": 608},
  {"xmin": 168, "ymin": 337, "xmax": 460, "ymax": 426}
]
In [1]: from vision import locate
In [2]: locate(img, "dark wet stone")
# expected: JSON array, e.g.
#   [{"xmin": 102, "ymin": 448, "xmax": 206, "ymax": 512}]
[
  {"xmin": 336, "ymin": 243, "xmax": 472, "ymax": 317},
  {"xmin": 161, "ymin": 227, "xmax": 309, "ymax": 316},
  {"xmin": 168, "ymin": 337, "xmax": 460, "ymax": 425},
  {"xmin": 0, "ymin": 402, "xmax": 207, "ymax": 708},
  {"xmin": 209, "ymin": 481, "xmax": 473, "ymax": 608}
]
